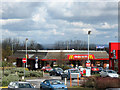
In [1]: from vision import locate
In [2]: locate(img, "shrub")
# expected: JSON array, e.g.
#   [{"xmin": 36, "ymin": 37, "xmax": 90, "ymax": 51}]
[
  {"xmin": 81, "ymin": 76, "xmax": 96, "ymax": 88},
  {"xmin": 95, "ymin": 77, "xmax": 120, "ymax": 89},
  {"xmin": 2, "ymin": 76, "xmax": 9, "ymax": 86},
  {"xmin": 81, "ymin": 77, "xmax": 120, "ymax": 89},
  {"xmin": 2, "ymin": 74, "xmax": 19, "ymax": 86},
  {"xmin": 4, "ymin": 70, "xmax": 11, "ymax": 76},
  {"xmin": 25, "ymin": 71, "xmax": 30, "ymax": 77},
  {"xmin": 15, "ymin": 68, "xmax": 24, "ymax": 73},
  {"xmin": 7, "ymin": 74, "xmax": 19, "ymax": 82},
  {"xmin": 30, "ymin": 70, "xmax": 43, "ymax": 77},
  {"xmin": 18, "ymin": 73, "xmax": 24, "ymax": 77}
]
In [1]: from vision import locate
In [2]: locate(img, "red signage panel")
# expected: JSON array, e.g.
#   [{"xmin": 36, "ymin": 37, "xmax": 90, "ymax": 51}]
[
  {"xmin": 68, "ymin": 54, "xmax": 95, "ymax": 60},
  {"xmin": 22, "ymin": 58, "xmax": 26, "ymax": 63}
]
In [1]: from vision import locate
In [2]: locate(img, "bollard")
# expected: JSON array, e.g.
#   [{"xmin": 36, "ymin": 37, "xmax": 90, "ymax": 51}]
[
  {"xmin": 22, "ymin": 76, "xmax": 24, "ymax": 80},
  {"xmin": 70, "ymin": 74, "xmax": 72, "ymax": 87},
  {"xmin": 65, "ymin": 78, "xmax": 67, "ymax": 85},
  {"xmin": 43, "ymin": 70, "xmax": 44, "ymax": 77},
  {"xmin": 77, "ymin": 74, "xmax": 79, "ymax": 86}
]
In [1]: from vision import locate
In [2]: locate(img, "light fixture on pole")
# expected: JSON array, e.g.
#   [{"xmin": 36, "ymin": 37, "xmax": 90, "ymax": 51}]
[{"xmin": 26, "ymin": 38, "xmax": 28, "ymax": 68}]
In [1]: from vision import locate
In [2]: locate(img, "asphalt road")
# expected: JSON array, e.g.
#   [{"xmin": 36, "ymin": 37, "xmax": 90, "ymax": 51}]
[{"xmin": 26, "ymin": 73, "xmax": 84, "ymax": 88}]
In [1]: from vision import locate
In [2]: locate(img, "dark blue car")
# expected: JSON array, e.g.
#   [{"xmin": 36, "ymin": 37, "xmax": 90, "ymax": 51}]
[{"xmin": 40, "ymin": 79, "xmax": 67, "ymax": 90}]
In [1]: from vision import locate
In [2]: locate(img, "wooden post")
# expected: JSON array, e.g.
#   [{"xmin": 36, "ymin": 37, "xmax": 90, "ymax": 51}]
[{"xmin": 43, "ymin": 70, "xmax": 44, "ymax": 77}]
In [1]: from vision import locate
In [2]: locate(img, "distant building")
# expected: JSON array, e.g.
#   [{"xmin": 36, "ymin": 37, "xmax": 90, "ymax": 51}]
[{"xmin": 9, "ymin": 50, "xmax": 109, "ymax": 70}]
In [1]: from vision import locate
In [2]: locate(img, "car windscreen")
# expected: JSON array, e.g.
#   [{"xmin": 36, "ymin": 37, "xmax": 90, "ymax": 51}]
[
  {"xmin": 50, "ymin": 80, "xmax": 63, "ymax": 85},
  {"xmin": 107, "ymin": 70, "xmax": 116, "ymax": 73},
  {"xmin": 19, "ymin": 83, "xmax": 32, "ymax": 88},
  {"xmin": 55, "ymin": 68, "xmax": 63, "ymax": 72},
  {"xmin": 46, "ymin": 67, "xmax": 51, "ymax": 69},
  {"xmin": 70, "ymin": 70, "xmax": 79, "ymax": 73}
]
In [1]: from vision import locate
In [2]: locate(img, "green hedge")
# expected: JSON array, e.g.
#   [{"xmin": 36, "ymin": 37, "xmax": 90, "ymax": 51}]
[
  {"xmin": 1, "ymin": 68, "xmax": 43, "ymax": 86},
  {"xmin": 81, "ymin": 76, "xmax": 120, "ymax": 89},
  {"xmin": 2, "ymin": 74, "xmax": 19, "ymax": 86}
]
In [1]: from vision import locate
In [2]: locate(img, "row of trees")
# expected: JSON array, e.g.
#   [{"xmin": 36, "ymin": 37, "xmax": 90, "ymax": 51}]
[
  {"xmin": 1, "ymin": 38, "xmax": 43, "ymax": 61},
  {"xmin": 52, "ymin": 40, "xmax": 96, "ymax": 50},
  {"xmin": 1, "ymin": 37, "xmax": 108, "ymax": 63}
]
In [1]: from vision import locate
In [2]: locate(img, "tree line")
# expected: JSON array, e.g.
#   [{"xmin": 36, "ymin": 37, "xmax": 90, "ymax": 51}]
[
  {"xmin": 1, "ymin": 38, "xmax": 43, "ymax": 62},
  {"xmin": 1, "ymin": 37, "xmax": 108, "ymax": 64}
]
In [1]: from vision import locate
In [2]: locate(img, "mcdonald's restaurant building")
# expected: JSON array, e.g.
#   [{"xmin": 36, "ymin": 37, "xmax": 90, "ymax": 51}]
[{"xmin": 9, "ymin": 50, "xmax": 109, "ymax": 70}]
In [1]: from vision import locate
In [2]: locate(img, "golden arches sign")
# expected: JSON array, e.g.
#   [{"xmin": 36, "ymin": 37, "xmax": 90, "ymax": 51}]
[
  {"xmin": 69, "ymin": 55, "xmax": 74, "ymax": 60},
  {"xmin": 68, "ymin": 54, "xmax": 95, "ymax": 60}
]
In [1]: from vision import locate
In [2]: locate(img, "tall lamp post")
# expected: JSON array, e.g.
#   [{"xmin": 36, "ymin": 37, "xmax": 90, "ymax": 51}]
[
  {"xmin": 86, "ymin": 31, "xmax": 91, "ymax": 76},
  {"xmin": 26, "ymin": 38, "xmax": 28, "ymax": 68},
  {"xmin": 87, "ymin": 31, "xmax": 91, "ymax": 63}
]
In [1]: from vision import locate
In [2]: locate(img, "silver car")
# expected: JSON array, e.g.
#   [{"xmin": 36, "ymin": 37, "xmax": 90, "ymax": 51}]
[
  {"xmin": 8, "ymin": 81, "xmax": 35, "ymax": 89},
  {"xmin": 61, "ymin": 69, "xmax": 81, "ymax": 80},
  {"xmin": 100, "ymin": 70, "xmax": 119, "ymax": 78}
]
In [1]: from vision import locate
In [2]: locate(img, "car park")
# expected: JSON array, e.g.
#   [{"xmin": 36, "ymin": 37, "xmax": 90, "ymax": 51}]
[
  {"xmin": 41, "ymin": 66, "xmax": 53, "ymax": 72},
  {"xmin": 100, "ymin": 69, "xmax": 119, "ymax": 78},
  {"xmin": 49, "ymin": 67, "xmax": 63, "ymax": 76},
  {"xmin": 61, "ymin": 69, "xmax": 81, "ymax": 80},
  {"xmin": 8, "ymin": 81, "xmax": 35, "ymax": 89},
  {"xmin": 40, "ymin": 79, "xmax": 67, "ymax": 90}
]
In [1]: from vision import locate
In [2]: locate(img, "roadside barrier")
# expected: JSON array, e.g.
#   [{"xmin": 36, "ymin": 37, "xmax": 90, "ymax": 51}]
[
  {"xmin": 43, "ymin": 71, "xmax": 44, "ymax": 77},
  {"xmin": 77, "ymin": 74, "xmax": 79, "ymax": 86},
  {"xmin": 65, "ymin": 78, "xmax": 67, "ymax": 85}
]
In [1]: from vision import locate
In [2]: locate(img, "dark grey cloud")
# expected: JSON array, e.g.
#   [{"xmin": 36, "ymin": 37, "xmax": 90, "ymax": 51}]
[{"xmin": 2, "ymin": 2, "xmax": 42, "ymax": 19}]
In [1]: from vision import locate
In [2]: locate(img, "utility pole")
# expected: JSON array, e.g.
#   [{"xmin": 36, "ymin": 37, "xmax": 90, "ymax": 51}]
[{"xmin": 26, "ymin": 38, "xmax": 28, "ymax": 68}]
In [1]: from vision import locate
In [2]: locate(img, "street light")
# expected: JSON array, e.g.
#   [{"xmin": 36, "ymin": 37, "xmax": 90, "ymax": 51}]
[
  {"xmin": 26, "ymin": 38, "xmax": 28, "ymax": 68},
  {"xmin": 87, "ymin": 31, "xmax": 91, "ymax": 63},
  {"xmin": 85, "ymin": 31, "xmax": 92, "ymax": 76}
]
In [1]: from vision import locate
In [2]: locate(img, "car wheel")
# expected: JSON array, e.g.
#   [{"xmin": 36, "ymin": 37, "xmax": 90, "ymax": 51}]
[
  {"xmin": 106, "ymin": 75, "xmax": 109, "ymax": 77},
  {"xmin": 40, "ymin": 86, "xmax": 42, "ymax": 90},
  {"xmin": 61, "ymin": 77, "xmax": 63, "ymax": 80},
  {"xmin": 50, "ymin": 73, "xmax": 52, "ymax": 76}
]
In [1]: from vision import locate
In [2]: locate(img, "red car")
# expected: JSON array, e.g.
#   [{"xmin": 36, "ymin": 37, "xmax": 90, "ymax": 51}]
[
  {"xmin": 41, "ymin": 66, "xmax": 53, "ymax": 72},
  {"xmin": 80, "ymin": 71, "xmax": 83, "ymax": 77},
  {"xmin": 91, "ymin": 67, "xmax": 99, "ymax": 74}
]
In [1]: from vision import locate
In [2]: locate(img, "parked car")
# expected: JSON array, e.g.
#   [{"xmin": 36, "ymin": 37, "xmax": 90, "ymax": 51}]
[
  {"xmin": 98, "ymin": 67, "xmax": 103, "ymax": 72},
  {"xmin": 61, "ymin": 69, "xmax": 81, "ymax": 80},
  {"xmin": 41, "ymin": 66, "xmax": 53, "ymax": 72},
  {"xmin": 8, "ymin": 81, "xmax": 35, "ymax": 89},
  {"xmin": 40, "ymin": 79, "xmax": 67, "ymax": 90},
  {"xmin": 49, "ymin": 67, "xmax": 63, "ymax": 76},
  {"xmin": 100, "ymin": 69, "xmax": 119, "ymax": 78},
  {"xmin": 75, "ymin": 67, "xmax": 83, "ymax": 77},
  {"xmin": 91, "ymin": 67, "xmax": 99, "ymax": 74}
]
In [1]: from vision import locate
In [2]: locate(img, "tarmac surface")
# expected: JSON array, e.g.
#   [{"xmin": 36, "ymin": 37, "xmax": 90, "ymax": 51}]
[{"xmin": 26, "ymin": 73, "xmax": 84, "ymax": 88}]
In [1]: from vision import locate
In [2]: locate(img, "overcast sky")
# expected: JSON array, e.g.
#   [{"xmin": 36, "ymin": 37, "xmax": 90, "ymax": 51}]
[{"xmin": 0, "ymin": 1, "xmax": 118, "ymax": 45}]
